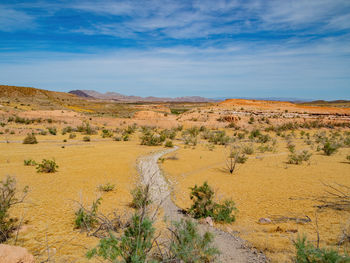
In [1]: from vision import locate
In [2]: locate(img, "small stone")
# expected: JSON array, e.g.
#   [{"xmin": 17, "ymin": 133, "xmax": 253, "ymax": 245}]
[
  {"xmin": 258, "ymin": 217, "xmax": 272, "ymax": 224},
  {"xmin": 205, "ymin": 216, "xmax": 214, "ymax": 227}
]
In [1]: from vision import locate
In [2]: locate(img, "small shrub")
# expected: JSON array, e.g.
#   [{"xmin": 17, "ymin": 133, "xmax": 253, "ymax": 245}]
[
  {"xmin": 83, "ymin": 136, "xmax": 91, "ymax": 142},
  {"xmin": 165, "ymin": 140, "xmax": 173, "ymax": 148},
  {"xmin": 347, "ymin": 155, "xmax": 350, "ymax": 162},
  {"xmin": 294, "ymin": 235, "xmax": 350, "ymax": 263},
  {"xmin": 47, "ymin": 127, "xmax": 57, "ymax": 135},
  {"xmin": 242, "ymin": 144, "xmax": 254, "ymax": 155},
  {"xmin": 36, "ymin": 159, "xmax": 59, "ymax": 173},
  {"xmin": 113, "ymin": 136, "xmax": 122, "ymax": 141},
  {"xmin": 189, "ymin": 182, "xmax": 237, "ymax": 223},
  {"xmin": 24, "ymin": 159, "xmax": 36, "ymax": 166},
  {"xmin": 322, "ymin": 141, "xmax": 339, "ymax": 156},
  {"xmin": 167, "ymin": 219, "xmax": 219, "ymax": 262},
  {"xmin": 87, "ymin": 213, "xmax": 155, "ymax": 262},
  {"xmin": 101, "ymin": 129, "xmax": 113, "ymax": 138},
  {"xmin": 75, "ymin": 198, "xmax": 101, "ymax": 230},
  {"xmin": 130, "ymin": 185, "xmax": 152, "ymax": 209},
  {"xmin": 23, "ymin": 134, "xmax": 37, "ymax": 144},
  {"xmin": 288, "ymin": 150, "xmax": 312, "ymax": 165},
  {"xmin": 122, "ymin": 134, "xmax": 129, "ymax": 141},
  {"xmin": 140, "ymin": 133, "xmax": 164, "ymax": 146},
  {"xmin": 0, "ymin": 176, "xmax": 28, "ymax": 242},
  {"xmin": 69, "ymin": 133, "xmax": 76, "ymax": 139},
  {"xmin": 98, "ymin": 183, "xmax": 115, "ymax": 192}
]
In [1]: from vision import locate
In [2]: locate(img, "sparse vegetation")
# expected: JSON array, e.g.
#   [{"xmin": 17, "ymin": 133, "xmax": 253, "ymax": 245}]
[
  {"xmin": 36, "ymin": 159, "xmax": 59, "ymax": 173},
  {"xmin": 294, "ymin": 235, "xmax": 350, "ymax": 263},
  {"xmin": 83, "ymin": 136, "xmax": 91, "ymax": 142},
  {"xmin": 23, "ymin": 133, "xmax": 38, "ymax": 144},
  {"xmin": 189, "ymin": 181, "xmax": 237, "ymax": 223},
  {"xmin": 75, "ymin": 198, "xmax": 101, "ymax": 231},
  {"xmin": 98, "ymin": 183, "xmax": 115, "ymax": 192},
  {"xmin": 288, "ymin": 150, "xmax": 312, "ymax": 165},
  {"xmin": 130, "ymin": 185, "xmax": 152, "ymax": 209},
  {"xmin": 0, "ymin": 176, "xmax": 28, "ymax": 243},
  {"xmin": 24, "ymin": 159, "xmax": 36, "ymax": 166}
]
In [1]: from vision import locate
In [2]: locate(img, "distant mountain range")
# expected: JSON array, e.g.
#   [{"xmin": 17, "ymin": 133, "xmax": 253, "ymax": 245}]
[{"xmin": 69, "ymin": 90, "xmax": 217, "ymax": 102}]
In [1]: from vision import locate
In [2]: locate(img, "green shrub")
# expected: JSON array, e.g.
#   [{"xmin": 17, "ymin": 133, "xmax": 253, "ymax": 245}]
[
  {"xmin": 62, "ymin": 126, "xmax": 72, "ymax": 135},
  {"xmin": 23, "ymin": 134, "xmax": 38, "ymax": 144},
  {"xmin": 288, "ymin": 150, "xmax": 312, "ymax": 165},
  {"xmin": 165, "ymin": 140, "xmax": 173, "ymax": 148},
  {"xmin": 208, "ymin": 131, "xmax": 230, "ymax": 145},
  {"xmin": 69, "ymin": 133, "xmax": 76, "ymax": 139},
  {"xmin": 77, "ymin": 122, "xmax": 96, "ymax": 135},
  {"xmin": 75, "ymin": 198, "xmax": 101, "ymax": 230},
  {"xmin": 189, "ymin": 182, "xmax": 237, "ymax": 223},
  {"xmin": 87, "ymin": 213, "xmax": 155, "ymax": 263},
  {"xmin": 160, "ymin": 129, "xmax": 176, "ymax": 140},
  {"xmin": 24, "ymin": 159, "xmax": 36, "ymax": 166},
  {"xmin": 257, "ymin": 144, "xmax": 274, "ymax": 153},
  {"xmin": 0, "ymin": 176, "xmax": 28, "ymax": 243},
  {"xmin": 212, "ymin": 200, "xmax": 237, "ymax": 223},
  {"xmin": 130, "ymin": 185, "xmax": 152, "ymax": 209},
  {"xmin": 167, "ymin": 219, "xmax": 219, "ymax": 262},
  {"xmin": 294, "ymin": 235, "xmax": 350, "ymax": 263},
  {"xmin": 242, "ymin": 144, "xmax": 254, "ymax": 155},
  {"xmin": 113, "ymin": 136, "xmax": 122, "ymax": 141},
  {"xmin": 140, "ymin": 133, "xmax": 164, "ymax": 146},
  {"xmin": 47, "ymin": 127, "xmax": 57, "ymax": 135},
  {"xmin": 322, "ymin": 141, "xmax": 339, "ymax": 156},
  {"xmin": 36, "ymin": 159, "xmax": 59, "ymax": 173},
  {"xmin": 101, "ymin": 129, "xmax": 113, "ymax": 138},
  {"xmin": 83, "ymin": 136, "xmax": 91, "ymax": 142},
  {"xmin": 98, "ymin": 183, "xmax": 115, "ymax": 192},
  {"xmin": 122, "ymin": 134, "xmax": 129, "ymax": 141}
]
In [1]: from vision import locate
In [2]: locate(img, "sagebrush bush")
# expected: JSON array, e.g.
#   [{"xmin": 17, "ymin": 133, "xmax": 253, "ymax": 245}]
[
  {"xmin": 69, "ymin": 133, "xmax": 76, "ymax": 139},
  {"xmin": 242, "ymin": 144, "xmax": 254, "ymax": 155},
  {"xmin": 294, "ymin": 235, "xmax": 350, "ymax": 263},
  {"xmin": 23, "ymin": 133, "xmax": 37, "ymax": 144},
  {"xmin": 98, "ymin": 183, "xmax": 115, "ymax": 192},
  {"xmin": 322, "ymin": 141, "xmax": 339, "ymax": 156},
  {"xmin": 164, "ymin": 140, "xmax": 173, "ymax": 148},
  {"xmin": 208, "ymin": 131, "xmax": 230, "ymax": 145},
  {"xmin": 189, "ymin": 182, "xmax": 237, "ymax": 223},
  {"xmin": 36, "ymin": 159, "xmax": 59, "ymax": 173},
  {"xmin": 83, "ymin": 136, "xmax": 91, "ymax": 142},
  {"xmin": 288, "ymin": 150, "xmax": 312, "ymax": 165},
  {"xmin": 0, "ymin": 176, "xmax": 28, "ymax": 243}
]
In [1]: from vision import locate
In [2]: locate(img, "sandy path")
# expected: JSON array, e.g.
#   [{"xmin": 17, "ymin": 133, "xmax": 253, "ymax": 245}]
[{"xmin": 138, "ymin": 147, "xmax": 267, "ymax": 263}]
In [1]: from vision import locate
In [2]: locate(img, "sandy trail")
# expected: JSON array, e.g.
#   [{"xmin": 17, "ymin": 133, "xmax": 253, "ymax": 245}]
[{"xmin": 138, "ymin": 147, "xmax": 267, "ymax": 263}]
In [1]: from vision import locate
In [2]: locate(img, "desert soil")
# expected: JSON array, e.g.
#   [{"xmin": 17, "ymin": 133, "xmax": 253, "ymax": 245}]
[{"xmin": 138, "ymin": 147, "xmax": 267, "ymax": 263}]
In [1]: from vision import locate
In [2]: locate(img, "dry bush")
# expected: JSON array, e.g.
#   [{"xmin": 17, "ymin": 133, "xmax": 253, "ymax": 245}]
[{"xmin": 23, "ymin": 133, "xmax": 37, "ymax": 144}]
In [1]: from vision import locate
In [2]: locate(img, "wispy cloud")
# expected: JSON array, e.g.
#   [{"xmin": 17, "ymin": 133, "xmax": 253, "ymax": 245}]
[{"xmin": 0, "ymin": 5, "xmax": 36, "ymax": 32}]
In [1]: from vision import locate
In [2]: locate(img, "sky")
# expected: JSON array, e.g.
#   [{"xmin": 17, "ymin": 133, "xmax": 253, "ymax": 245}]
[{"xmin": 0, "ymin": 0, "xmax": 350, "ymax": 100}]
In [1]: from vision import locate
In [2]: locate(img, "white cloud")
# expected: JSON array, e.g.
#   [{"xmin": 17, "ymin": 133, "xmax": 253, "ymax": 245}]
[{"xmin": 0, "ymin": 5, "xmax": 36, "ymax": 32}]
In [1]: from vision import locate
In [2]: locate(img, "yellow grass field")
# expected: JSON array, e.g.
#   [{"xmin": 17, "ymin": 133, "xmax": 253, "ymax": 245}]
[
  {"xmin": 161, "ymin": 130, "xmax": 350, "ymax": 262},
  {"xmin": 0, "ymin": 133, "xmax": 159, "ymax": 262}
]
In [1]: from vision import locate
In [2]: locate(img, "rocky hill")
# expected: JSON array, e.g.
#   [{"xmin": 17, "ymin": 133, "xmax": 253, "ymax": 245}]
[{"xmin": 70, "ymin": 89, "xmax": 216, "ymax": 102}]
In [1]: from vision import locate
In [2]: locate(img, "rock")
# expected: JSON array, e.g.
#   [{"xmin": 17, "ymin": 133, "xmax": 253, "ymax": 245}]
[
  {"xmin": 205, "ymin": 216, "xmax": 214, "ymax": 227},
  {"xmin": 0, "ymin": 244, "xmax": 35, "ymax": 263},
  {"xmin": 258, "ymin": 217, "xmax": 272, "ymax": 224}
]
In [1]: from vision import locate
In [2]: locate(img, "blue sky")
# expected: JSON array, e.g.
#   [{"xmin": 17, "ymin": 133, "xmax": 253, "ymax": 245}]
[{"xmin": 0, "ymin": 0, "xmax": 349, "ymax": 99}]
